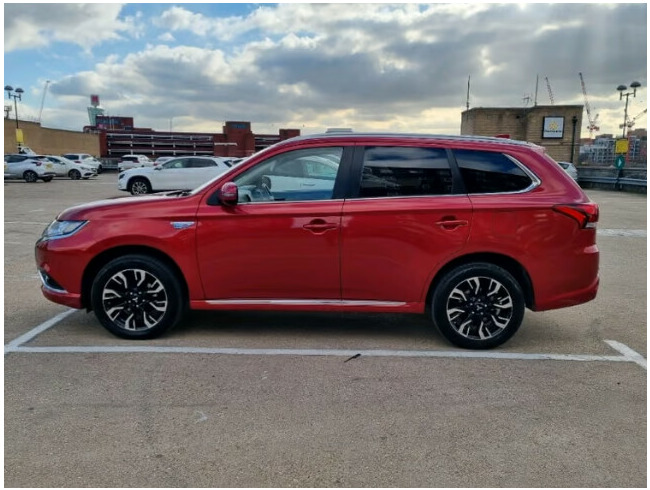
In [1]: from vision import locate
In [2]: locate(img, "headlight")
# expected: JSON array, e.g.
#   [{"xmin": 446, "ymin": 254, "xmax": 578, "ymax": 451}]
[
  {"xmin": 41, "ymin": 220, "xmax": 88, "ymax": 241},
  {"xmin": 118, "ymin": 172, "xmax": 125, "ymax": 179}
]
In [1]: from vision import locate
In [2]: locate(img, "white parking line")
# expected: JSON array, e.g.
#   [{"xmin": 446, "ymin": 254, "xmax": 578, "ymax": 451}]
[
  {"xmin": 3, "ymin": 309, "xmax": 647, "ymax": 370},
  {"xmin": 598, "ymin": 229, "xmax": 647, "ymax": 237}
]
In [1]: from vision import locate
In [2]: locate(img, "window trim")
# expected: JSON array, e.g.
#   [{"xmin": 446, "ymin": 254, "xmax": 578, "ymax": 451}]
[
  {"xmin": 347, "ymin": 145, "xmax": 460, "ymax": 200},
  {"xmin": 451, "ymin": 149, "xmax": 541, "ymax": 196},
  {"xmin": 206, "ymin": 146, "xmax": 354, "ymax": 206}
]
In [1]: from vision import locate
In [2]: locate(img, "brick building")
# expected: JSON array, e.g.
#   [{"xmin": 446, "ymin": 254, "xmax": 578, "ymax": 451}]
[
  {"xmin": 86, "ymin": 120, "xmax": 300, "ymax": 160},
  {"xmin": 461, "ymin": 105, "xmax": 583, "ymax": 163}
]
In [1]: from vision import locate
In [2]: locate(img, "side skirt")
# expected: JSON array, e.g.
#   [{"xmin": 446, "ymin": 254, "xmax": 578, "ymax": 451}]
[{"xmin": 189, "ymin": 299, "xmax": 426, "ymax": 314}]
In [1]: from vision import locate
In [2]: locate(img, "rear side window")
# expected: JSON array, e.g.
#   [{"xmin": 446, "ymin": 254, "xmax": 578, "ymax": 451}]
[
  {"xmin": 359, "ymin": 146, "xmax": 452, "ymax": 198},
  {"xmin": 454, "ymin": 150, "xmax": 533, "ymax": 194}
]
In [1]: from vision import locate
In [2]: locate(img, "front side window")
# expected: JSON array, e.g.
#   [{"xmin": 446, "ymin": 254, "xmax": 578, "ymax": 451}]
[
  {"xmin": 190, "ymin": 158, "xmax": 216, "ymax": 168},
  {"xmin": 163, "ymin": 158, "xmax": 191, "ymax": 169},
  {"xmin": 358, "ymin": 146, "xmax": 452, "ymax": 198},
  {"xmin": 454, "ymin": 150, "xmax": 533, "ymax": 194},
  {"xmin": 233, "ymin": 147, "xmax": 343, "ymax": 203}
]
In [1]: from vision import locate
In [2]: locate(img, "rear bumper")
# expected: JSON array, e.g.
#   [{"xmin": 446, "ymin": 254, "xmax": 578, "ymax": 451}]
[{"xmin": 532, "ymin": 275, "xmax": 599, "ymax": 311}]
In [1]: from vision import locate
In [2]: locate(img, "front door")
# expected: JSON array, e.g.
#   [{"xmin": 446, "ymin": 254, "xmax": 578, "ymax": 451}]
[{"xmin": 195, "ymin": 146, "xmax": 348, "ymax": 300}]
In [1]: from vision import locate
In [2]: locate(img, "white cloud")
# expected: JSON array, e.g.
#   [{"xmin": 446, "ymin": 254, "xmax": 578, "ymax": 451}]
[
  {"xmin": 4, "ymin": 4, "xmax": 139, "ymax": 52},
  {"xmin": 9, "ymin": 3, "xmax": 647, "ymax": 136}
]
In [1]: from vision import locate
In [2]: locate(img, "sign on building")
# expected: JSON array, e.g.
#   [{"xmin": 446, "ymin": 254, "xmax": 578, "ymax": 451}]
[
  {"xmin": 542, "ymin": 116, "xmax": 565, "ymax": 139},
  {"xmin": 615, "ymin": 138, "xmax": 629, "ymax": 154}
]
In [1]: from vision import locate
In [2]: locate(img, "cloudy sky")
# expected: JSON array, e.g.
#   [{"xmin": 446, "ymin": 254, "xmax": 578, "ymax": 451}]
[{"xmin": 3, "ymin": 3, "xmax": 648, "ymax": 137}]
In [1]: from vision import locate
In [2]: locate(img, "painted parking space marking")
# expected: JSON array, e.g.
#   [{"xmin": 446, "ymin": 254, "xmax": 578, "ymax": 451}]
[
  {"xmin": 597, "ymin": 229, "xmax": 647, "ymax": 237},
  {"xmin": 4, "ymin": 309, "xmax": 647, "ymax": 370}
]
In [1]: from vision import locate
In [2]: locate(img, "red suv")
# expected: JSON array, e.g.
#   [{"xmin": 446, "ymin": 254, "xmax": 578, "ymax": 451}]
[{"xmin": 35, "ymin": 133, "xmax": 599, "ymax": 349}]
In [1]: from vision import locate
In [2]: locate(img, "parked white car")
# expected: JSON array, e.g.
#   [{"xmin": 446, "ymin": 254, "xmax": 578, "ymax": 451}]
[
  {"xmin": 119, "ymin": 154, "xmax": 153, "ymax": 172},
  {"xmin": 118, "ymin": 156, "xmax": 233, "ymax": 195},
  {"xmin": 153, "ymin": 156, "xmax": 175, "ymax": 167},
  {"xmin": 558, "ymin": 161, "xmax": 579, "ymax": 181},
  {"xmin": 44, "ymin": 155, "xmax": 97, "ymax": 180},
  {"xmin": 4, "ymin": 154, "xmax": 56, "ymax": 182},
  {"xmin": 62, "ymin": 153, "xmax": 103, "ymax": 174}
]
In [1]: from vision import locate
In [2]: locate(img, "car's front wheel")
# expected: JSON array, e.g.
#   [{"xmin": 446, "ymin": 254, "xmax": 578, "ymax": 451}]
[
  {"xmin": 128, "ymin": 177, "xmax": 151, "ymax": 195},
  {"xmin": 69, "ymin": 169, "xmax": 81, "ymax": 180},
  {"xmin": 24, "ymin": 170, "xmax": 38, "ymax": 183},
  {"xmin": 91, "ymin": 254, "xmax": 185, "ymax": 339},
  {"xmin": 431, "ymin": 262, "xmax": 525, "ymax": 349}
]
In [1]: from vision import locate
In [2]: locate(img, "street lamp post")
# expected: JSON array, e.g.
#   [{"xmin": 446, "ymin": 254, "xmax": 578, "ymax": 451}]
[
  {"xmin": 4, "ymin": 85, "xmax": 24, "ymax": 130},
  {"xmin": 617, "ymin": 81, "xmax": 641, "ymax": 138}
]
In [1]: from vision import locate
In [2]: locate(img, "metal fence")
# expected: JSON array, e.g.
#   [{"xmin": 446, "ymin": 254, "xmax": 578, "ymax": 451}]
[{"xmin": 577, "ymin": 166, "xmax": 647, "ymax": 193}]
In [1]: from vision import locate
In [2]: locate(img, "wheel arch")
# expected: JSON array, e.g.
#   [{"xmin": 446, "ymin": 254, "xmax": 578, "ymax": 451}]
[
  {"xmin": 425, "ymin": 252, "xmax": 535, "ymax": 312},
  {"xmin": 128, "ymin": 175, "xmax": 152, "ymax": 191},
  {"xmin": 80, "ymin": 245, "xmax": 189, "ymax": 311}
]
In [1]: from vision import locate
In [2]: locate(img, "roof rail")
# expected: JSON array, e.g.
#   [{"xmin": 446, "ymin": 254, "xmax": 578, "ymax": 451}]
[{"xmin": 325, "ymin": 128, "xmax": 353, "ymax": 133}]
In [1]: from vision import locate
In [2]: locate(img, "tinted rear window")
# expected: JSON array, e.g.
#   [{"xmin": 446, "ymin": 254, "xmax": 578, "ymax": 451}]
[
  {"xmin": 359, "ymin": 146, "xmax": 452, "ymax": 198},
  {"xmin": 454, "ymin": 150, "xmax": 533, "ymax": 194}
]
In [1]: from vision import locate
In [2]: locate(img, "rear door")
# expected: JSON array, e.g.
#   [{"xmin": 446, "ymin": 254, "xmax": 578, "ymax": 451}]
[{"xmin": 340, "ymin": 145, "xmax": 472, "ymax": 304}]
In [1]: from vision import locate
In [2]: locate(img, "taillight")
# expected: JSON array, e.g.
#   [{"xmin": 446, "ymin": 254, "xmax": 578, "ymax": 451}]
[{"xmin": 553, "ymin": 203, "xmax": 599, "ymax": 229}]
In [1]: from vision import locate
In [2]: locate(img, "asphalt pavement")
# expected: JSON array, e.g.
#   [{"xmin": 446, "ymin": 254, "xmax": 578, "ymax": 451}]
[{"xmin": 3, "ymin": 174, "xmax": 647, "ymax": 487}]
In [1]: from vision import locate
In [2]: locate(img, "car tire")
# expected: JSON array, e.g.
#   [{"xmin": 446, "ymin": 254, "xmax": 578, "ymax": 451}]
[
  {"xmin": 90, "ymin": 254, "xmax": 185, "ymax": 340},
  {"xmin": 128, "ymin": 177, "xmax": 152, "ymax": 195},
  {"xmin": 431, "ymin": 262, "xmax": 525, "ymax": 349},
  {"xmin": 41, "ymin": 176, "xmax": 53, "ymax": 182},
  {"xmin": 24, "ymin": 170, "xmax": 38, "ymax": 183},
  {"xmin": 69, "ymin": 169, "xmax": 81, "ymax": 180},
  {"xmin": 97, "ymin": 165, "xmax": 103, "ymax": 174}
]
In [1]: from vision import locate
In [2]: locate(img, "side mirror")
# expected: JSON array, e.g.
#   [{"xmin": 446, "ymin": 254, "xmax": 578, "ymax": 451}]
[{"xmin": 219, "ymin": 182, "xmax": 239, "ymax": 206}]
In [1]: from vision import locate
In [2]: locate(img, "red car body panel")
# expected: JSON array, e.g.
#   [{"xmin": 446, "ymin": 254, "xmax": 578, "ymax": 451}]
[{"xmin": 35, "ymin": 134, "xmax": 599, "ymax": 323}]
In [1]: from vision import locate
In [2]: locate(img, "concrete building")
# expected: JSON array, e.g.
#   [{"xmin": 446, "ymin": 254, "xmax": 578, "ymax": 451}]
[
  {"xmin": 579, "ymin": 129, "xmax": 647, "ymax": 166},
  {"xmin": 461, "ymin": 105, "xmax": 583, "ymax": 163}
]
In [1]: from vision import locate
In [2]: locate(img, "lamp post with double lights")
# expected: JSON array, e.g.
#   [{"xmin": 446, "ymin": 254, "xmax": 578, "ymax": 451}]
[
  {"xmin": 616, "ymin": 81, "xmax": 641, "ymax": 138},
  {"xmin": 4, "ymin": 85, "xmax": 24, "ymax": 130}
]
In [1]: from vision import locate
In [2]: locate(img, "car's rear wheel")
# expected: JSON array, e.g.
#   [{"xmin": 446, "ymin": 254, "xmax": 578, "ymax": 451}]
[
  {"xmin": 431, "ymin": 262, "xmax": 525, "ymax": 349},
  {"xmin": 91, "ymin": 254, "xmax": 185, "ymax": 339},
  {"xmin": 128, "ymin": 177, "xmax": 151, "ymax": 195},
  {"xmin": 97, "ymin": 165, "xmax": 103, "ymax": 174},
  {"xmin": 24, "ymin": 170, "xmax": 38, "ymax": 183},
  {"xmin": 69, "ymin": 169, "xmax": 81, "ymax": 180}
]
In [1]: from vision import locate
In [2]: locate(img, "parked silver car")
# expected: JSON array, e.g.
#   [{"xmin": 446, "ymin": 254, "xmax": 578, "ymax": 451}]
[
  {"xmin": 62, "ymin": 153, "xmax": 103, "ymax": 174},
  {"xmin": 558, "ymin": 161, "xmax": 578, "ymax": 181},
  {"xmin": 44, "ymin": 155, "xmax": 97, "ymax": 180},
  {"xmin": 4, "ymin": 154, "xmax": 56, "ymax": 182}
]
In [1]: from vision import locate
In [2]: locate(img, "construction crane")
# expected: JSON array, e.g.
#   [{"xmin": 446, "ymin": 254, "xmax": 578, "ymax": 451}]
[
  {"xmin": 621, "ymin": 108, "xmax": 647, "ymax": 130},
  {"xmin": 545, "ymin": 77, "xmax": 555, "ymax": 105},
  {"xmin": 38, "ymin": 80, "xmax": 50, "ymax": 124},
  {"xmin": 578, "ymin": 72, "xmax": 600, "ymax": 138}
]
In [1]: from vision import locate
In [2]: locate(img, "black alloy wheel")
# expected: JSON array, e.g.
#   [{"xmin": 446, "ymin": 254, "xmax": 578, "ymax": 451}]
[
  {"xmin": 69, "ymin": 169, "xmax": 81, "ymax": 180},
  {"xmin": 24, "ymin": 170, "xmax": 38, "ymax": 183},
  {"xmin": 432, "ymin": 262, "xmax": 525, "ymax": 349},
  {"xmin": 128, "ymin": 178, "xmax": 151, "ymax": 195},
  {"xmin": 91, "ymin": 254, "xmax": 185, "ymax": 339}
]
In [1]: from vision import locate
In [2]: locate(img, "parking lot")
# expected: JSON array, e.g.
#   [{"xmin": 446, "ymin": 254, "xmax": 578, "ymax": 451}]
[{"xmin": 4, "ymin": 173, "xmax": 647, "ymax": 487}]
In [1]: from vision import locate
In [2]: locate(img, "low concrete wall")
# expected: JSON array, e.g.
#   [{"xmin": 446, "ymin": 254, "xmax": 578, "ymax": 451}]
[{"xmin": 4, "ymin": 120, "xmax": 100, "ymax": 156}]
